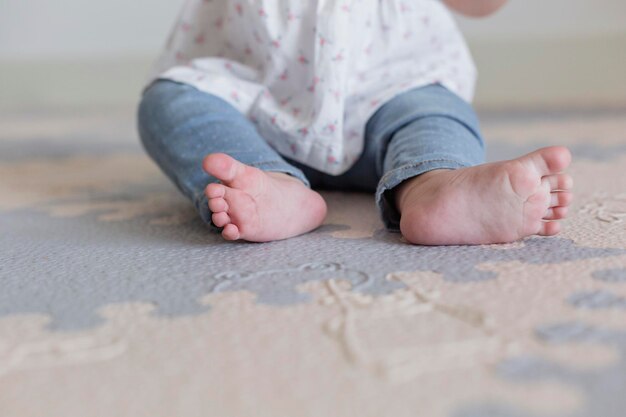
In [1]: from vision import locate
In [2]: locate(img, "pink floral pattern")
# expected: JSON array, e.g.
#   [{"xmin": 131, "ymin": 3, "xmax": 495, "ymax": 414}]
[{"xmin": 148, "ymin": 0, "xmax": 476, "ymax": 175}]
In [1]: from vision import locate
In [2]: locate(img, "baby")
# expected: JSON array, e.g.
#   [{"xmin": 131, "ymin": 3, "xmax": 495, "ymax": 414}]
[{"xmin": 137, "ymin": 0, "xmax": 573, "ymax": 245}]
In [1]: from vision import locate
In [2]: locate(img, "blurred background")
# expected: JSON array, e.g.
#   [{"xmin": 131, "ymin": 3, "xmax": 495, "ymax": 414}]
[{"xmin": 1, "ymin": 0, "xmax": 625, "ymax": 111}]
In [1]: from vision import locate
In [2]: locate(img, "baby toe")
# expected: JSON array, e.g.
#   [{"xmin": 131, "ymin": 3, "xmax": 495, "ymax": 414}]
[
  {"xmin": 544, "ymin": 206, "xmax": 569, "ymax": 220},
  {"xmin": 206, "ymin": 183, "xmax": 226, "ymax": 199},
  {"xmin": 208, "ymin": 197, "xmax": 229, "ymax": 213},
  {"xmin": 212, "ymin": 211, "xmax": 230, "ymax": 228},
  {"xmin": 550, "ymin": 191, "xmax": 573, "ymax": 207},
  {"xmin": 545, "ymin": 173, "xmax": 573, "ymax": 191},
  {"xmin": 222, "ymin": 223, "xmax": 241, "ymax": 241},
  {"xmin": 539, "ymin": 220, "xmax": 561, "ymax": 236}
]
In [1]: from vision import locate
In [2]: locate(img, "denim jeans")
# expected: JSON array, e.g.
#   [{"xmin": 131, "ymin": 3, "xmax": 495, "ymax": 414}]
[{"xmin": 137, "ymin": 79, "xmax": 485, "ymax": 231}]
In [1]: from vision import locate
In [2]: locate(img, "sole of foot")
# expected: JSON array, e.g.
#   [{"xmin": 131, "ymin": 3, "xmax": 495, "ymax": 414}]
[
  {"xmin": 203, "ymin": 153, "xmax": 327, "ymax": 242},
  {"xmin": 396, "ymin": 146, "xmax": 573, "ymax": 245}
]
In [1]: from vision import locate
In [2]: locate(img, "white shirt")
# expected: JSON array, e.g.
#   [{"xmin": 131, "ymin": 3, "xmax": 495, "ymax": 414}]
[{"xmin": 148, "ymin": 0, "xmax": 476, "ymax": 175}]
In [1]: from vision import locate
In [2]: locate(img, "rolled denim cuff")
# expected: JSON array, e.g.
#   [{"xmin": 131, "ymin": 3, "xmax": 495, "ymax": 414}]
[{"xmin": 375, "ymin": 159, "xmax": 469, "ymax": 232}]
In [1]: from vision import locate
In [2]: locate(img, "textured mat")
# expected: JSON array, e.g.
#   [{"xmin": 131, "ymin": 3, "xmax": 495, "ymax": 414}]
[{"xmin": 1, "ymin": 107, "xmax": 626, "ymax": 417}]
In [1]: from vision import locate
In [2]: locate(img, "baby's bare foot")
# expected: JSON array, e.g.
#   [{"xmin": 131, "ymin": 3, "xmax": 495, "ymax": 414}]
[
  {"xmin": 396, "ymin": 146, "xmax": 573, "ymax": 245},
  {"xmin": 203, "ymin": 153, "xmax": 327, "ymax": 242}
]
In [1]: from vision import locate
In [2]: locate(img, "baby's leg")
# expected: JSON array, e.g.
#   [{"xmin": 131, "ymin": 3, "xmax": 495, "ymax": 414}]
[
  {"xmin": 137, "ymin": 80, "xmax": 326, "ymax": 242},
  {"xmin": 369, "ymin": 84, "xmax": 572, "ymax": 245}
]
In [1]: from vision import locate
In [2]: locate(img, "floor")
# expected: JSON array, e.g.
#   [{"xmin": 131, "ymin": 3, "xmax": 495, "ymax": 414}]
[{"xmin": 1, "ymin": 106, "xmax": 626, "ymax": 416}]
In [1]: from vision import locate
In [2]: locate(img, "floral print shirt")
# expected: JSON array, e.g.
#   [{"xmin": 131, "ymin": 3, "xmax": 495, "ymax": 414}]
[{"xmin": 148, "ymin": 0, "xmax": 476, "ymax": 174}]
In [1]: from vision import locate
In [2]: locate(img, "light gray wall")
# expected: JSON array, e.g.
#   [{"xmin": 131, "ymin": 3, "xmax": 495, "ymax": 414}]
[
  {"xmin": 456, "ymin": 0, "xmax": 626, "ymax": 40},
  {"xmin": 1, "ymin": 0, "xmax": 625, "ymax": 109},
  {"xmin": 0, "ymin": 0, "xmax": 181, "ymax": 59},
  {"xmin": 2, "ymin": 0, "xmax": 625, "ymax": 59}
]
